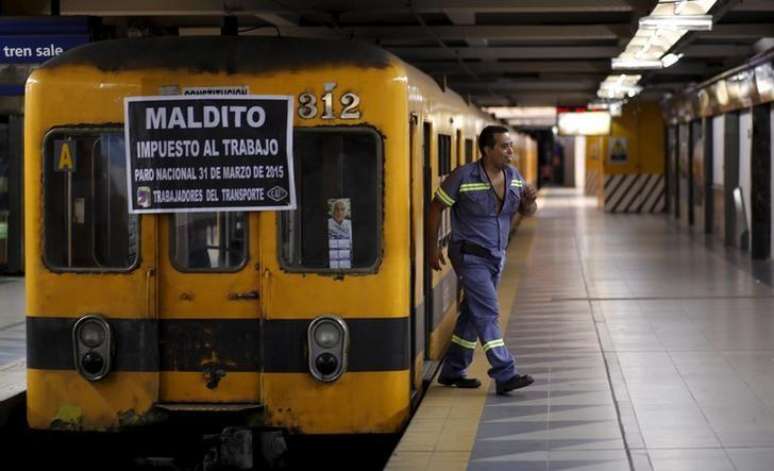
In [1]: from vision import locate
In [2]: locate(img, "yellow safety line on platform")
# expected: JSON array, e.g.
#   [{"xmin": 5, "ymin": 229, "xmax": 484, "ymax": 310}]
[{"xmin": 386, "ymin": 217, "xmax": 538, "ymax": 470}]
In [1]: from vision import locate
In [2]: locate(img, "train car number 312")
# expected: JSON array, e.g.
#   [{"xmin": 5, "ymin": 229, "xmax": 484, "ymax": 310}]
[{"xmin": 297, "ymin": 84, "xmax": 361, "ymax": 120}]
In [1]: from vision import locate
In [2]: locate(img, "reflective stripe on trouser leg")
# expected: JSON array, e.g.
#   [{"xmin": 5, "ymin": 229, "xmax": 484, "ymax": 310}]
[{"xmin": 440, "ymin": 295, "xmax": 478, "ymax": 379}]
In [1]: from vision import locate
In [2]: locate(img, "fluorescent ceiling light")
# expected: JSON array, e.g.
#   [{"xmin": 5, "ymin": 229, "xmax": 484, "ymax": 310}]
[
  {"xmin": 612, "ymin": 58, "xmax": 664, "ymax": 70},
  {"xmin": 674, "ymin": 0, "xmax": 689, "ymax": 15},
  {"xmin": 639, "ymin": 15, "xmax": 713, "ymax": 31},
  {"xmin": 597, "ymin": 85, "xmax": 642, "ymax": 100},
  {"xmin": 557, "ymin": 112, "xmax": 611, "ymax": 136},
  {"xmin": 588, "ymin": 100, "xmax": 624, "ymax": 117},
  {"xmin": 660, "ymin": 53, "xmax": 683, "ymax": 68},
  {"xmin": 587, "ymin": 101, "xmax": 611, "ymax": 110},
  {"xmin": 483, "ymin": 106, "xmax": 556, "ymax": 119}
]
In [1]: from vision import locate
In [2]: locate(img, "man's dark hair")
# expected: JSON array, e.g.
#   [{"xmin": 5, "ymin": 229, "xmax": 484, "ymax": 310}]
[{"xmin": 478, "ymin": 125, "xmax": 510, "ymax": 155}]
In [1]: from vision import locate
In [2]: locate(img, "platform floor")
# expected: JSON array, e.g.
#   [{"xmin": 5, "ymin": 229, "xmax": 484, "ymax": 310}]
[
  {"xmin": 0, "ymin": 277, "xmax": 25, "ymax": 410},
  {"xmin": 387, "ymin": 188, "xmax": 774, "ymax": 471}
]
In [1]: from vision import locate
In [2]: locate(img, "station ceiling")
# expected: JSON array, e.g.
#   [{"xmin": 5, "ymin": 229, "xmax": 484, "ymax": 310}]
[{"xmin": 13, "ymin": 0, "xmax": 774, "ymax": 107}]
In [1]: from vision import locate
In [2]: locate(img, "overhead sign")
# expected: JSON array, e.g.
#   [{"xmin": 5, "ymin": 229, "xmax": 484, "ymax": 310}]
[
  {"xmin": 124, "ymin": 95, "xmax": 296, "ymax": 213},
  {"xmin": 0, "ymin": 35, "xmax": 88, "ymax": 63}
]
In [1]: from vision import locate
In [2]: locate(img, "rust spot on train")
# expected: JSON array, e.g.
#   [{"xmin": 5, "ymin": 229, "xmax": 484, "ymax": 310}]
[{"xmin": 50, "ymin": 404, "xmax": 83, "ymax": 430}]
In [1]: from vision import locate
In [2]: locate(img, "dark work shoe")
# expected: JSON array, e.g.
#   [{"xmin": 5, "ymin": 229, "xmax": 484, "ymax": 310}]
[
  {"xmin": 438, "ymin": 375, "xmax": 482, "ymax": 389},
  {"xmin": 495, "ymin": 374, "xmax": 534, "ymax": 395}
]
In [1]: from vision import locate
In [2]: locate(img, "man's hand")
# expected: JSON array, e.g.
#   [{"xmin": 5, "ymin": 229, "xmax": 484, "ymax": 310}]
[
  {"xmin": 519, "ymin": 183, "xmax": 538, "ymax": 216},
  {"xmin": 523, "ymin": 183, "xmax": 537, "ymax": 202},
  {"xmin": 430, "ymin": 245, "xmax": 446, "ymax": 271}
]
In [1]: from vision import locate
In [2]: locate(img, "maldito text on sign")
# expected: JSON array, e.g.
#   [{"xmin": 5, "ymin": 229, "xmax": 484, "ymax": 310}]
[{"xmin": 124, "ymin": 95, "xmax": 296, "ymax": 213}]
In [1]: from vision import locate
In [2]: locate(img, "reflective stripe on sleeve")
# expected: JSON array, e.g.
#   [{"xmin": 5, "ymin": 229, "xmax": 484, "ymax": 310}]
[
  {"xmin": 482, "ymin": 338, "xmax": 506, "ymax": 352},
  {"xmin": 451, "ymin": 335, "xmax": 477, "ymax": 350},
  {"xmin": 511, "ymin": 180, "xmax": 524, "ymax": 188},
  {"xmin": 436, "ymin": 187, "xmax": 455, "ymax": 206}
]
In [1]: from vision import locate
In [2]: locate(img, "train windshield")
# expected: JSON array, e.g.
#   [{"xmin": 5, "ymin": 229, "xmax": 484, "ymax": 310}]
[
  {"xmin": 170, "ymin": 211, "xmax": 247, "ymax": 271},
  {"xmin": 43, "ymin": 129, "xmax": 138, "ymax": 270},
  {"xmin": 280, "ymin": 128, "xmax": 382, "ymax": 272}
]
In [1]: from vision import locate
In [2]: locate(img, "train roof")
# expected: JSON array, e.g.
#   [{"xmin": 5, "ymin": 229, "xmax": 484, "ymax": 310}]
[
  {"xmin": 37, "ymin": 35, "xmax": 496, "ymax": 129},
  {"xmin": 40, "ymin": 36, "xmax": 394, "ymax": 74}
]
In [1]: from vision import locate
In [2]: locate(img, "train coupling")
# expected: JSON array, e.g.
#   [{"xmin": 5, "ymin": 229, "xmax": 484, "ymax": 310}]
[{"xmin": 202, "ymin": 427, "xmax": 287, "ymax": 470}]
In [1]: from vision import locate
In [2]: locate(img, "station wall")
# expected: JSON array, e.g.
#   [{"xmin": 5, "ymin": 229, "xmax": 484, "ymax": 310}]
[{"xmin": 586, "ymin": 101, "xmax": 666, "ymax": 213}]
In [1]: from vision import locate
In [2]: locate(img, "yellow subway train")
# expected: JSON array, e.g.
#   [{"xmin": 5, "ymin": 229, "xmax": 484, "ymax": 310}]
[{"xmin": 24, "ymin": 36, "xmax": 536, "ymax": 443}]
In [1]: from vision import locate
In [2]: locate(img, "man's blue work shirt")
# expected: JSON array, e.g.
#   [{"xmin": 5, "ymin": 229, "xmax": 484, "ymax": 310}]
[{"xmin": 435, "ymin": 160, "xmax": 526, "ymax": 257}]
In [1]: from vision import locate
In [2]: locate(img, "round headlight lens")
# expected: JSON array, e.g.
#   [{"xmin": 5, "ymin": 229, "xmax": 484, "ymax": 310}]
[
  {"xmin": 79, "ymin": 320, "xmax": 106, "ymax": 348},
  {"xmin": 314, "ymin": 322, "xmax": 341, "ymax": 348}
]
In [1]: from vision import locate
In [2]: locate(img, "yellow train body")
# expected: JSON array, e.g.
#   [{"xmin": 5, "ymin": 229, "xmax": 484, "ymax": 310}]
[{"xmin": 24, "ymin": 37, "xmax": 535, "ymax": 435}]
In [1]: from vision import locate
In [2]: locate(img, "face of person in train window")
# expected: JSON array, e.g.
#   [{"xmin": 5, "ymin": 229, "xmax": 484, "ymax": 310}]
[
  {"xmin": 333, "ymin": 202, "xmax": 346, "ymax": 224},
  {"xmin": 485, "ymin": 132, "xmax": 514, "ymax": 170}
]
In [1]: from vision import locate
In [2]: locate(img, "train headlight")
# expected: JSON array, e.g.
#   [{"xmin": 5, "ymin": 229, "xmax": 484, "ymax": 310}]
[
  {"xmin": 307, "ymin": 316, "xmax": 348, "ymax": 382},
  {"xmin": 313, "ymin": 322, "xmax": 341, "ymax": 348},
  {"xmin": 78, "ymin": 319, "xmax": 106, "ymax": 348},
  {"xmin": 72, "ymin": 315, "xmax": 114, "ymax": 382}
]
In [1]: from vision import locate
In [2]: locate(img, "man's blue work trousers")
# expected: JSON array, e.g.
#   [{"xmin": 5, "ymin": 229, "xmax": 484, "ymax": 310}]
[{"xmin": 440, "ymin": 245, "xmax": 518, "ymax": 383}]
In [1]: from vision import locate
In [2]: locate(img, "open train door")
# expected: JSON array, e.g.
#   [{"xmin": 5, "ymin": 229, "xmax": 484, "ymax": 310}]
[
  {"xmin": 408, "ymin": 114, "xmax": 426, "ymax": 401},
  {"xmin": 421, "ymin": 122, "xmax": 435, "ymax": 380}
]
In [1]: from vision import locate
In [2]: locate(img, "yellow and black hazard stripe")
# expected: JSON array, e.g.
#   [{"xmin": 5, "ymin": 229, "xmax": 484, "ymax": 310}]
[{"xmin": 604, "ymin": 173, "xmax": 665, "ymax": 213}]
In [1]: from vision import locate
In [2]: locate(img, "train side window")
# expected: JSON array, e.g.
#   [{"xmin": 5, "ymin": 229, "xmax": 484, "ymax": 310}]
[
  {"xmin": 465, "ymin": 138, "xmax": 474, "ymax": 163},
  {"xmin": 279, "ymin": 127, "xmax": 382, "ymax": 272},
  {"xmin": 436, "ymin": 134, "xmax": 452, "ymax": 243},
  {"xmin": 170, "ymin": 212, "xmax": 247, "ymax": 272},
  {"xmin": 437, "ymin": 134, "xmax": 451, "ymax": 176},
  {"xmin": 43, "ymin": 129, "xmax": 138, "ymax": 270}
]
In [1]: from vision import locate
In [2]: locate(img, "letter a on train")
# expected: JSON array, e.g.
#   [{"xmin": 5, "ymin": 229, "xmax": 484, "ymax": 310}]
[{"xmin": 54, "ymin": 139, "xmax": 77, "ymax": 172}]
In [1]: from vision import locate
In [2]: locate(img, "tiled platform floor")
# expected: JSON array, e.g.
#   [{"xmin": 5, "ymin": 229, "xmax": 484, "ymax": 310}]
[
  {"xmin": 0, "ymin": 277, "xmax": 25, "ymax": 367},
  {"xmin": 389, "ymin": 188, "xmax": 774, "ymax": 471},
  {"xmin": 0, "ymin": 276, "xmax": 25, "ymax": 415}
]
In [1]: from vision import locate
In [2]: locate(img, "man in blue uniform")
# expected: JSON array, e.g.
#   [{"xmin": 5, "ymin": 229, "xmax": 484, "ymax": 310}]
[{"xmin": 428, "ymin": 125, "xmax": 537, "ymax": 395}]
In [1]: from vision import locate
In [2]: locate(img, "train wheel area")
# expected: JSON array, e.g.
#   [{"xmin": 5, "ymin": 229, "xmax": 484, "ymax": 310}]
[{"xmin": 1, "ymin": 403, "xmax": 401, "ymax": 470}]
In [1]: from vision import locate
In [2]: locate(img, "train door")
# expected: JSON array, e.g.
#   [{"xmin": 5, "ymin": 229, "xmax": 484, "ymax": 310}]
[
  {"xmin": 691, "ymin": 120, "xmax": 705, "ymax": 233},
  {"xmin": 724, "ymin": 113, "xmax": 741, "ymax": 248},
  {"xmin": 667, "ymin": 126, "xmax": 679, "ymax": 219},
  {"xmin": 678, "ymin": 123, "xmax": 691, "ymax": 227},
  {"xmin": 156, "ymin": 210, "xmax": 261, "ymax": 403},
  {"xmin": 739, "ymin": 109, "xmax": 753, "ymax": 250},
  {"xmin": 703, "ymin": 118, "xmax": 714, "ymax": 235},
  {"xmin": 751, "ymin": 103, "xmax": 771, "ymax": 260},
  {"xmin": 408, "ymin": 115, "xmax": 424, "ymax": 397},
  {"xmin": 422, "ymin": 122, "xmax": 434, "ymax": 367},
  {"xmin": 712, "ymin": 115, "xmax": 725, "ymax": 240}
]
